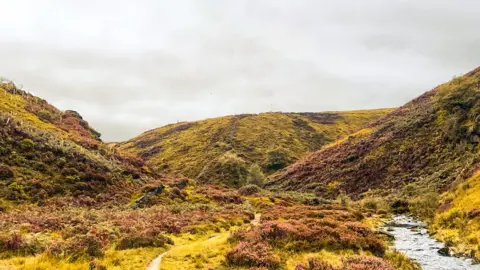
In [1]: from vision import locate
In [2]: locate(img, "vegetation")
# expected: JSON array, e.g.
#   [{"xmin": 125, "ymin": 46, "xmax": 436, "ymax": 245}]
[
  {"xmin": 117, "ymin": 109, "xmax": 391, "ymax": 186},
  {"xmin": 0, "ymin": 181, "xmax": 253, "ymax": 269},
  {"xmin": 3, "ymin": 66, "xmax": 480, "ymax": 268},
  {"xmin": 268, "ymin": 67, "xmax": 480, "ymax": 199},
  {"xmin": 0, "ymin": 80, "xmax": 163, "ymax": 204},
  {"xmin": 247, "ymin": 164, "xmax": 267, "ymax": 187},
  {"xmin": 432, "ymin": 170, "xmax": 480, "ymax": 259},
  {"xmin": 225, "ymin": 202, "xmax": 418, "ymax": 269},
  {"xmin": 268, "ymin": 66, "xmax": 480, "ymax": 261}
]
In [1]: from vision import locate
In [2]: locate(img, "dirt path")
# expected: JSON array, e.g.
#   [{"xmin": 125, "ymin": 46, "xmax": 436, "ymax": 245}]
[
  {"xmin": 146, "ymin": 252, "xmax": 167, "ymax": 270},
  {"xmin": 147, "ymin": 213, "xmax": 261, "ymax": 270}
]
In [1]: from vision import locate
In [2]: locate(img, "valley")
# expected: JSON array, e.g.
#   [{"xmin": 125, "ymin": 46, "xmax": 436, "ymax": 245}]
[{"xmin": 1, "ymin": 67, "xmax": 480, "ymax": 269}]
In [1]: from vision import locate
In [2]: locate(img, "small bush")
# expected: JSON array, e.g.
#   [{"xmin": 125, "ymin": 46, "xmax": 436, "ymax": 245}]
[
  {"xmin": 116, "ymin": 230, "xmax": 173, "ymax": 250},
  {"xmin": 409, "ymin": 192, "xmax": 438, "ymax": 220},
  {"xmin": 1, "ymin": 232, "xmax": 24, "ymax": 252},
  {"xmin": 63, "ymin": 235, "xmax": 104, "ymax": 260},
  {"xmin": 239, "ymin": 184, "xmax": 262, "ymax": 196},
  {"xmin": 19, "ymin": 139, "xmax": 35, "ymax": 151},
  {"xmin": 295, "ymin": 256, "xmax": 395, "ymax": 270},
  {"xmin": 341, "ymin": 256, "xmax": 395, "ymax": 270},
  {"xmin": 362, "ymin": 198, "xmax": 378, "ymax": 210},
  {"xmin": 0, "ymin": 165, "xmax": 14, "ymax": 180},
  {"xmin": 295, "ymin": 258, "xmax": 336, "ymax": 270},
  {"xmin": 337, "ymin": 191, "xmax": 350, "ymax": 207},
  {"xmin": 226, "ymin": 241, "xmax": 280, "ymax": 268},
  {"xmin": 264, "ymin": 147, "xmax": 292, "ymax": 171},
  {"xmin": 36, "ymin": 109, "xmax": 54, "ymax": 122},
  {"xmin": 247, "ymin": 164, "xmax": 266, "ymax": 187},
  {"xmin": 0, "ymin": 232, "xmax": 46, "ymax": 256}
]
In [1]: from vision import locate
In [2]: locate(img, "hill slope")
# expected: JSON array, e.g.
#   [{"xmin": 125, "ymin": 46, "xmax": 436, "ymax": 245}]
[
  {"xmin": 267, "ymin": 67, "xmax": 480, "ymax": 198},
  {"xmin": 0, "ymin": 80, "xmax": 167, "ymax": 204},
  {"xmin": 117, "ymin": 110, "xmax": 391, "ymax": 186}
]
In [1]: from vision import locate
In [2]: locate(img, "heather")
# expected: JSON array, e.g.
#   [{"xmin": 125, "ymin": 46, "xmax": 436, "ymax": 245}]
[
  {"xmin": 225, "ymin": 204, "xmax": 394, "ymax": 269},
  {"xmin": 268, "ymin": 67, "xmax": 480, "ymax": 199},
  {"xmin": 117, "ymin": 109, "xmax": 390, "ymax": 186}
]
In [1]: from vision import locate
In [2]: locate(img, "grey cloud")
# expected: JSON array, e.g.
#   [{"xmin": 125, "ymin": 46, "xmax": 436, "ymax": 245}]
[{"xmin": 0, "ymin": 0, "xmax": 479, "ymax": 141}]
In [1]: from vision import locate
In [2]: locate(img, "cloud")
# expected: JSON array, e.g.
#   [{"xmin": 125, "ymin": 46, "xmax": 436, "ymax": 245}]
[{"xmin": 0, "ymin": 0, "xmax": 479, "ymax": 141}]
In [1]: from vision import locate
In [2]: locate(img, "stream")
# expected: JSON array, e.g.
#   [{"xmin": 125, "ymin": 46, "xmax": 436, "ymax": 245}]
[{"xmin": 383, "ymin": 215, "xmax": 480, "ymax": 270}]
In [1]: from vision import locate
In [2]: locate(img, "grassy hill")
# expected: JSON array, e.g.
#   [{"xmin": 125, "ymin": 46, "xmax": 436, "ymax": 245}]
[
  {"xmin": 267, "ymin": 67, "xmax": 480, "ymax": 259},
  {"xmin": 0, "ymin": 80, "xmax": 169, "ymax": 205},
  {"xmin": 117, "ymin": 110, "xmax": 391, "ymax": 186},
  {"xmin": 268, "ymin": 66, "xmax": 480, "ymax": 197},
  {"xmin": 0, "ymin": 80, "xmax": 416, "ymax": 269}
]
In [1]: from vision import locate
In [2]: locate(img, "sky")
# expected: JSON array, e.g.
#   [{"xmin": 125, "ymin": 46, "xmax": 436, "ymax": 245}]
[{"xmin": 0, "ymin": 0, "xmax": 479, "ymax": 141}]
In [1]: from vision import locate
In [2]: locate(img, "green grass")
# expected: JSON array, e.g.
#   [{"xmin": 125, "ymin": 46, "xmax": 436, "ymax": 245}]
[
  {"xmin": 118, "ymin": 110, "xmax": 391, "ymax": 185},
  {"xmin": 160, "ymin": 232, "xmax": 232, "ymax": 270}
]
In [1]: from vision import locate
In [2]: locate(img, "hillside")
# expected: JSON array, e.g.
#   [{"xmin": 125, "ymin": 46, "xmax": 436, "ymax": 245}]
[
  {"xmin": 267, "ymin": 67, "xmax": 480, "ymax": 258},
  {"xmin": 0, "ymin": 80, "xmax": 167, "ymax": 205},
  {"xmin": 433, "ymin": 169, "xmax": 480, "ymax": 258},
  {"xmin": 267, "ymin": 67, "xmax": 480, "ymax": 197},
  {"xmin": 117, "ymin": 110, "xmax": 391, "ymax": 186}
]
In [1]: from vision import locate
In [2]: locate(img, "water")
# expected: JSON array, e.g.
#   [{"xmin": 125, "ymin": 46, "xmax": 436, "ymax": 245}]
[{"xmin": 383, "ymin": 215, "xmax": 480, "ymax": 270}]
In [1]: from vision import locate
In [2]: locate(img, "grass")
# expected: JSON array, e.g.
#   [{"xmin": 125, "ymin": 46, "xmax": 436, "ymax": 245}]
[
  {"xmin": 284, "ymin": 250, "xmax": 347, "ymax": 269},
  {"xmin": 268, "ymin": 66, "xmax": 480, "ymax": 201},
  {"xmin": 0, "ymin": 247, "xmax": 167, "ymax": 270},
  {"xmin": 118, "ymin": 110, "xmax": 391, "ymax": 185},
  {"xmin": 160, "ymin": 232, "xmax": 232, "ymax": 270},
  {"xmin": 432, "ymin": 170, "xmax": 480, "ymax": 259}
]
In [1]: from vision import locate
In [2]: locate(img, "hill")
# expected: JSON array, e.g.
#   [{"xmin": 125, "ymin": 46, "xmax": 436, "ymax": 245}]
[
  {"xmin": 268, "ymin": 67, "xmax": 480, "ymax": 197},
  {"xmin": 117, "ymin": 110, "xmax": 391, "ymax": 186},
  {"xmin": 0, "ymin": 80, "xmax": 415, "ymax": 269},
  {"xmin": 267, "ymin": 67, "xmax": 480, "ymax": 258},
  {"xmin": 0, "ymin": 80, "xmax": 169, "ymax": 205}
]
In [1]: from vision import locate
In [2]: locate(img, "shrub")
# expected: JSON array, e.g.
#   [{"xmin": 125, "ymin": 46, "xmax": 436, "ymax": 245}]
[
  {"xmin": 63, "ymin": 235, "xmax": 104, "ymax": 260},
  {"xmin": 341, "ymin": 256, "xmax": 395, "ymax": 270},
  {"xmin": 362, "ymin": 198, "xmax": 378, "ymax": 210},
  {"xmin": 198, "ymin": 152, "xmax": 249, "ymax": 186},
  {"xmin": 116, "ymin": 230, "xmax": 173, "ymax": 250},
  {"xmin": 409, "ymin": 192, "xmax": 438, "ymax": 220},
  {"xmin": 239, "ymin": 184, "xmax": 262, "ymax": 196},
  {"xmin": 19, "ymin": 139, "xmax": 35, "ymax": 151},
  {"xmin": 295, "ymin": 256, "xmax": 395, "ymax": 270},
  {"xmin": 226, "ymin": 241, "xmax": 280, "ymax": 268},
  {"xmin": 0, "ymin": 165, "xmax": 14, "ymax": 180},
  {"xmin": 264, "ymin": 147, "xmax": 292, "ymax": 171},
  {"xmin": 247, "ymin": 164, "xmax": 266, "ymax": 187},
  {"xmin": 0, "ymin": 232, "xmax": 24, "ymax": 252},
  {"xmin": 0, "ymin": 232, "xmax": 45, "ymax": 256},
  {"xmin": 169, "ymin": 187, "xmax": 186, "ymax": 200},
  {"xmin": 295, "ymin": 258, "xmax": 336, "ymax": 270},
  {"xmin": 36, "ymin": 109, "xmax": 54, "ymax": 122},
  {"xmin": 337, "ymin": 191, "xmax": 350, "ymax": 207}
]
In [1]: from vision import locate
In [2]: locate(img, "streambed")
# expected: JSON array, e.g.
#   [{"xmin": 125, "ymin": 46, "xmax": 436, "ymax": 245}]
[{"xmin": 383, "ymin": 215, "xmax": 479, "ymax": 270}]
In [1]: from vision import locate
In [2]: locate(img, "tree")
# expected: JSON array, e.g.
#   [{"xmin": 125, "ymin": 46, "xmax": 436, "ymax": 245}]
[{"xmin": 246, "ymin": 164, "xmax": 266, "ymax": 187}]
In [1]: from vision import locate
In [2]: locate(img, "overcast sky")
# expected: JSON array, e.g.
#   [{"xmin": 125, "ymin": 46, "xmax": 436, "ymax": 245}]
[{"xmin": 1, "ymin": 0, "xmax": 479, "ymax": 141}]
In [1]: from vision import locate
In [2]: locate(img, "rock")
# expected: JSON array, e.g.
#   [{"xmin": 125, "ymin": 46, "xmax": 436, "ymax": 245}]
[
  {"xmin": 152, "ymin": 184, "xmax": 165, "ymax": 195},
  {"xmin": 438, "ymin": 247, "xmax": 451, "ymax": 256},
  {"xmin": 375, "ymin": 230, "xmax": 395, "ymax": 240}
]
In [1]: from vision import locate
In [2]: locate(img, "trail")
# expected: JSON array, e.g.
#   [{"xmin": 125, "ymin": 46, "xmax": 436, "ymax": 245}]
[
  {"xmin": 147, "ymin": 213, "xmax": 261, "ymax": 270},
  {"xmin": 146, "ymin": 252, "xmax": 167, "ymax": 270}
]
